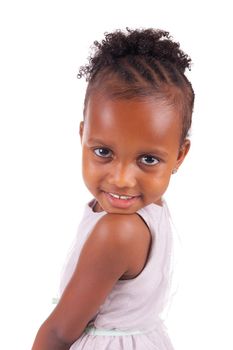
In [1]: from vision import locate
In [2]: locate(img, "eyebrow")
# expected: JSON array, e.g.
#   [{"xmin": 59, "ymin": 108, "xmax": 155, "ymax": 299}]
[
  {"xmin": 87, "ymin": 137, "xmax": 169, "ymax": 158},
  {"xmin": 87, "ymin": 138, "xmax": 111, "ymax": 147}
]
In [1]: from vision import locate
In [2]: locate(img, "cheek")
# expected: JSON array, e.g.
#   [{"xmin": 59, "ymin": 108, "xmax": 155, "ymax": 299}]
[
  {"xmin": 81, "ymin": 150, "xmax": 102, "ymax": 185},
  {"xmin": 82, "ymin": 160, "xmax": 93, "ymax": 182},
  {"xmin": 145, "ymin": 170, "xmax": 172, "ymax": 194}
]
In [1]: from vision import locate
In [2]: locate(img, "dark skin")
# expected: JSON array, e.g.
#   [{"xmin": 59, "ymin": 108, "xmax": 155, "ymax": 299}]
[{"xmin": 32, "ymin": 92, "xmax": 190, "ymax": 349}]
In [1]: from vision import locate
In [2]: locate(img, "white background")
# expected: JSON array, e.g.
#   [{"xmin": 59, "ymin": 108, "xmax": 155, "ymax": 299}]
[{"xmin": 0, "ymin": 0, "xmax": 233, "ymax": 349}]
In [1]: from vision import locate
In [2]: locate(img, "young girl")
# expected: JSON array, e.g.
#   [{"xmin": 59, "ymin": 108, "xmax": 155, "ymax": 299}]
[{"xmin": 32, "ymin": 28, "xmax": 194, "ymax": 350}]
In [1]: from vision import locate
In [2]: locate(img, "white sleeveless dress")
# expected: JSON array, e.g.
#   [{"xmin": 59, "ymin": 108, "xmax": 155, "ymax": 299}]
[{"xmin": 59, "ymin": 199, "xmax": 175, "ymax": 349}]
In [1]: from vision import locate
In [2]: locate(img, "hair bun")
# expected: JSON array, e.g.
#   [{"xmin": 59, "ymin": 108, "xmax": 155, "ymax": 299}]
[{"xmin": 89, "ymin": 28, "xmax": 191, "ymax": 74}]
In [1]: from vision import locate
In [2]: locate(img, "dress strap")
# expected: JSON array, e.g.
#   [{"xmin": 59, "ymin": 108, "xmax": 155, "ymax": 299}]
[{"xmin": 89, "ymin": 198, "xmax": 97, "ymax": 210}]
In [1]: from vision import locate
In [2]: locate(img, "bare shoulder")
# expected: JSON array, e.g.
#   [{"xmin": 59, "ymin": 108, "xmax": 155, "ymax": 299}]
[
  {"xmin": 92, "ymin": 212, "xmax": 151, "ymax": 246},
  {"xmin": 92, "ymin": 212, "xmax": 152, "ymax": 279},
  {"xmin": 80, "ymin": 212, "xmax": 151, "ymax": 275}
]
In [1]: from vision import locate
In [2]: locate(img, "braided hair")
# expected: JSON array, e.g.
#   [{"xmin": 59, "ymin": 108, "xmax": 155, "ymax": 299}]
[{"xmin": 78, "ymin": 28, "xmax": 194, "ymax": 144}]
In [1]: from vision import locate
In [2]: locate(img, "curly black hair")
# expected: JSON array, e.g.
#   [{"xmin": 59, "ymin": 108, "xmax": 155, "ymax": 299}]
[{"xmin": 78, "ymin": 28, "xmax": 194, "ymax": 144}]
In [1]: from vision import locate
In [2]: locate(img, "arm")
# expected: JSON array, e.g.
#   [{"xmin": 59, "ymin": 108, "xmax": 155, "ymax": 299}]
[
  {"xmin": 32, "ymin": 213, "xmax": 147, "ymax": 350},
  {"xmin": 31, "ymin": 324, "xmax": 70, "ymax": 350}
]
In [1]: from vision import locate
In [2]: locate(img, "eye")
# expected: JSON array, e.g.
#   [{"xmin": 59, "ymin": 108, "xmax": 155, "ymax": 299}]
[
  {"xmin": 94, "ymin": 148, "xmax": 112, "ymax": 158},
  {"xmin": 139, "ymin": 155, "xmax": 159, "ymax": 166}
]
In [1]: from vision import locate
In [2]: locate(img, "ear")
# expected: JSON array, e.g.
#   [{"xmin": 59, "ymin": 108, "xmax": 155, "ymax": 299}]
[
  {"xmin": 79, "ymin": 121, "xmax": 84, "ymax": 143},
  {"xmin": 175, "ymin": 139, "xmax": 191, "ymax": 170}
]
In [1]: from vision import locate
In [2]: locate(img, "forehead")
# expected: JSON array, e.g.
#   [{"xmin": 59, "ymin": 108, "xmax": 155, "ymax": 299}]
[{"xmin": 84, "ymin": 93, "xmax": 181, "ymax": 148}]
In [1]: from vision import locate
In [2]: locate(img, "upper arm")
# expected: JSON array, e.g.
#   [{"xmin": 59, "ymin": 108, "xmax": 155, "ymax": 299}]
[{"xmin": 44, "ymin": 213, "xmax": 148, "ymax": 345}]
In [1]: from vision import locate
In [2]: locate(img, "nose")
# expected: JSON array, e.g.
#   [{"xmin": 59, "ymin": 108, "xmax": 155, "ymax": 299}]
[{"xmin": 107, "ymin": 162, "xmax": 137, "ymax": 188}]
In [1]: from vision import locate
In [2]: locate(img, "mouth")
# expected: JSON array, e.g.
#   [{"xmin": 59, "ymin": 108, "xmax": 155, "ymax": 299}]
[
  {"xmin": 103, "ymin": 191, "xmax": 141, "ymax": 209},
  {"xmin": 108, "ymin": 192, "xmax": 138, "ymax": 200}
]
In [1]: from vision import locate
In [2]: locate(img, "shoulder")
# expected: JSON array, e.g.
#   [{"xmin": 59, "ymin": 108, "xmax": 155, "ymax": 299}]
[
  {"xmin": 77, "ymin": 212, "xmax": 151, "ymax": 274},
  {"xmin": 87, "ymin": 213, "xmax": 152, "ymax": 279},
  {"xmin": 90, "ymin": 212, "xmax": 151, "ymax": 248}
]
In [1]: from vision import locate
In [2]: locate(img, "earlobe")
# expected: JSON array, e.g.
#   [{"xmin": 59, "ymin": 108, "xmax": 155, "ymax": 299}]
[{"xmin": 79, "ymin": 121, "xmax": 84, "ymax": 143}]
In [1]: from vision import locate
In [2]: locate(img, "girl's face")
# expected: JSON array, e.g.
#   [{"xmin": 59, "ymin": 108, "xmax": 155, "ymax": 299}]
[{"xmin": 80, "ymin": 92, "xmax": 190, "ymax": 213}]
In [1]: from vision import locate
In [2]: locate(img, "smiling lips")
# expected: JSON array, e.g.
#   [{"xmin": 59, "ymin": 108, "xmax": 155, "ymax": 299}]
[
  {"xmin": 103, "ymin": 191, "xmax": 141, "ymax": 209},
  {"xmin": 108, "ymin": 192, "xmax": 138, "ymax": 200}
]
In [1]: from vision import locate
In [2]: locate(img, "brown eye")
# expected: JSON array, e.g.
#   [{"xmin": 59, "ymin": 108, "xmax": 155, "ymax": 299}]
[
  {"xmin": 139, "ymin": 155, "xmax": 159, "ymax": 166},
  {"xmin": 94, "ymin": 148, "xmax": 112, "ymax": 158}
]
